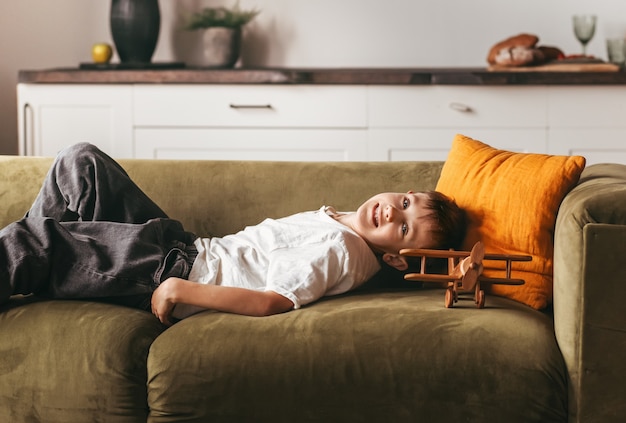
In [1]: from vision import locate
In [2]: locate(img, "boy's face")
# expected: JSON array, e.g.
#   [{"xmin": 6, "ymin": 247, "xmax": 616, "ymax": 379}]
[{"xmin": 352, "ymin": 191, "xmax": 436, "ymax": 256}]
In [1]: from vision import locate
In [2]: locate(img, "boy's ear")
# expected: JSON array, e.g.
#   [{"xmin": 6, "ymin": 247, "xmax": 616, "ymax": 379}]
[{"xmin": 382, "ymin": 253, "xmax": 409, "ymax": 271}]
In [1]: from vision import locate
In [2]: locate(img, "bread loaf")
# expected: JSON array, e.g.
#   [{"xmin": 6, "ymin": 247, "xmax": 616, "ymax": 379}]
[{"xmin": 487, "ymin": 34, "xmax": 564, "ymax": 67}]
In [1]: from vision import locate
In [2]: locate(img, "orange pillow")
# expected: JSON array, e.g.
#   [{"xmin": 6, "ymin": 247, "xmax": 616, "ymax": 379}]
[{"xmin": 435, "ymin": 134, "xmax": 586, "ymax": 309}]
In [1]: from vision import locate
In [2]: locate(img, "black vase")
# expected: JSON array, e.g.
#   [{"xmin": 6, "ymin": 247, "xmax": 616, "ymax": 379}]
[{"xmin": 110, "ymin": 0, "xmax": 160, "ymax": 63}]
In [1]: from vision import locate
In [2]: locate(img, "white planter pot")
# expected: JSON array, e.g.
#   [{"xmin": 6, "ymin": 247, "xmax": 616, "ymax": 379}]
[{"xmin": 199, "ymin": 27, "xmax": 242, "ymax": 68}]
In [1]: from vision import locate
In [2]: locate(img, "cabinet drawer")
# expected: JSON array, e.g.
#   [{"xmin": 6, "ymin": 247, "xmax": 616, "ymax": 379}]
[
  {"xmin": 134, "ymin": 128, "xmax": 368, "ymax": 161},
  {"xmin": 549, "ymin": 128, "xmax": 626, "ymax": 165},
  {"xmin": 133, "ymin": 85, "xmax": 367, "ymax": 128},
  {"xmin": 549, "ymin": 86, "xmax": 626, "ymax": 127},
  {"xmin": 368, "ymin": 86, "xmax": 547, "ymax": 128},
  {"xmin": 369, "ymin": 128, "xmax": 547, "ymax": 161}
]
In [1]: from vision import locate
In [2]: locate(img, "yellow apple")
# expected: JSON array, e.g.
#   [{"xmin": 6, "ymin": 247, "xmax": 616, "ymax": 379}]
[{"xmin": 92, "ymin": 43, "xmax": 113, "ymax": 64}]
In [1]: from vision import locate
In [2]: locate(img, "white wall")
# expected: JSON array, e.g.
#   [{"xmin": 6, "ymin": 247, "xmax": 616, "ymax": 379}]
[{"xmin": 2, "ymin": 0, "xmax": 626, "ymax": 154}]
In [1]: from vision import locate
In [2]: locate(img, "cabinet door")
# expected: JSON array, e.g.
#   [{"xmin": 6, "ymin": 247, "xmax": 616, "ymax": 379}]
[
  {"xmin": 18, "ymin": 84, "xmax": 133, "ymax": 157},
  {"xmin": 134, "ymin": 128, "xmax": 369, "ymax": 161},
  {"xmin": 369, "ymin": 128, "xmax": 548, "ymax": 161},
  {"xmin": 548, "ymin": 129, "xmax": 626, "ymax": 165},
  {"xmin": 368, "ymin": 86, "xmax": 548, "ymax": 160},
  {"xmin": 548, "ymin": 87, "xmax": 626, "ymax": 165}
]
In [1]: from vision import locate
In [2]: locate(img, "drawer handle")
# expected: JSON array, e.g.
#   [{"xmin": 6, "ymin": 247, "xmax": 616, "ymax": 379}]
[
  {"xmin": 449, "ymin": 102, "xmax": 473, "ymax": 113},
  {"xmin": 229, "ymin": 104, "xmax": 273, "ymax": 109}
]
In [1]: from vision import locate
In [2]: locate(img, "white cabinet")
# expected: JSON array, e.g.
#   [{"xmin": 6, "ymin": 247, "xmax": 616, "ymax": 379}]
[
  {"xmin": 368, "ymin": 86, "xmax": 548, "ymax": 128},
  {"xmin": 134, "ymin": 128, "xmax": 368, "ymax": 161},
  {"xmin": 548, "ymin": 86, "xmax": 626, "ymax": 165},
  {"xmin": 133, "ymin": 85, "xmax": 367, "ymax": 128},
  {"xmin": 16, "ymin": 82, "xmax": 626, "ymax": 164},
  {"xmin": 368, "ymin": 128, "xmax": 547, "ymax": 161},
  {"xmin": 367, "ymin": 86, "xmax": 548, "ymax": 161},
  {"xmin": 132, "ymin": 85, "xmax": 368, "ymax": 160},
  {"xmin": 18, "ymin": 84, "xmax": 133, "ymax": 157}
]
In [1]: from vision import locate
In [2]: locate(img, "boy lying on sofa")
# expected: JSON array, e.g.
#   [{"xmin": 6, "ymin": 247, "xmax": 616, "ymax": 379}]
[{"xmin": 0, "ymin": 143, "xmax": 466, "ymax": 325}]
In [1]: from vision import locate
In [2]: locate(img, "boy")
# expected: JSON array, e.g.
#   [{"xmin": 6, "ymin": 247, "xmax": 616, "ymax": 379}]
[{"xmin": 0, "ymin": 143, "xmax": 466, "ymax": 325}]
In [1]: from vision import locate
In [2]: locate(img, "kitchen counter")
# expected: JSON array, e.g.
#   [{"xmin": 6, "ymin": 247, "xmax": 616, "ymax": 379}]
[
  {"xmin": 18, "ymin": 66, "xmax": 626, "ymax": 164},
  {"xmin": 18, "ymin": 66, "xmax": 626, "ymax": 85}
]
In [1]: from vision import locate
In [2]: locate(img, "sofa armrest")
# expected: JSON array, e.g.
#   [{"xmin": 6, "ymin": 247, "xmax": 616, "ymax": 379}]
[{"xmin": 553, "ymin": 163, "xmax": 626, "ymax": 423}]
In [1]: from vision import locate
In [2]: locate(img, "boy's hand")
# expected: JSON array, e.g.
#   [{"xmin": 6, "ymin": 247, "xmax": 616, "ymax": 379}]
[{"xmin": 151, "ymin": 277, "xmax": 180, "ymax": 326}]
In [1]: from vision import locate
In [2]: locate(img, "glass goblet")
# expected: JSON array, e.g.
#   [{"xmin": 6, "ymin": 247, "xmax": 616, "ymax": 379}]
[{"xmin": 573, "ymin": 14, "xmax": 597, "ymax": 56}]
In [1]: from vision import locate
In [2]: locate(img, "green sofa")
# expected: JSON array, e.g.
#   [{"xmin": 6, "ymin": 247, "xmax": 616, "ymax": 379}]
[{"xmin": 0, "ymin": 155, "xmax": 624, "ymax": 423}]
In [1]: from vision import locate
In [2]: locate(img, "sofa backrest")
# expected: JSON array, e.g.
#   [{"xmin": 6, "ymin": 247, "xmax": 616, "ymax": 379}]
[
  {"xmin": 0, "ymin": 156, "xmax": 444, "ymax": 237},
  {"xmin": 0, "ymin": 155, "xmax": 53, "ymax": 226}
]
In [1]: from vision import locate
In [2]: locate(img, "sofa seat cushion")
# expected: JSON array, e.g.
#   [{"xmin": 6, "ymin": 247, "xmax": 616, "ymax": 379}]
[
  {"xmin": 0, "ymin": 298, "xmax": 165, "ymax": 422},
  {"xmin": 147, "ymin": 289, "xmax": 567, "ymax": 423}
]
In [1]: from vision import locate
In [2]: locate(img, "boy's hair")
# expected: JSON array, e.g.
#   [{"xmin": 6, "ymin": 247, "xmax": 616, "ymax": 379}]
[
  {"xmin": 398, "ymin": 191, "xmax": 467, "ymax": 276},
  {"xmin": 422, "ymin": 190, "xmax": 467, "ymax": 251}
]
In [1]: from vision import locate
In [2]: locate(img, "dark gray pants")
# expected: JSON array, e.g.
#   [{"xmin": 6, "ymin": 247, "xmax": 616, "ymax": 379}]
[{"xmin": 0, "ymin": 143, "xmax": 197, "ymax": 309}]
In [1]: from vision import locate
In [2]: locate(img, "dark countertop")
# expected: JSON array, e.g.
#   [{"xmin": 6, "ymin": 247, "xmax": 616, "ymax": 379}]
[{"xmin": 18, "ymin": 66, "xmax": 626, "ymax": 85}]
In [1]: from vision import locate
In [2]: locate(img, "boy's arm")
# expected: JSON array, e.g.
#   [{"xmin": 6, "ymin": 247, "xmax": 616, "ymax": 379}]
[{"xmin": 151, "ymin": 277, "xmax": 294, "ymax": 325}]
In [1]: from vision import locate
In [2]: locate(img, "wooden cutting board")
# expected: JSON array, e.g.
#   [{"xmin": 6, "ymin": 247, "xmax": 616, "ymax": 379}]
[{"xmin": 488, "ymin": 62, "xmax": 621, "ymax": 72}]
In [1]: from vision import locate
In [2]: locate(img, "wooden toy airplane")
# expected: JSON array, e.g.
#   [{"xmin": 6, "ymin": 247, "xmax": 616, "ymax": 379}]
[{"xmin": 400, "ymin": 241, "xmax": 532, "ymax": 309}]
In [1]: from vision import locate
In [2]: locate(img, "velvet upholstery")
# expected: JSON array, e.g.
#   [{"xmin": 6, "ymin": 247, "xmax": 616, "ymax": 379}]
[
  {"xmin": 147, "ymin": 289, "xmax": 566, "ymax": 423},
  {"xmin": 118, "ymin": 159, "xmax": 445, "ymax": 238},
  {"xmin": 0, "ymin": 297, "xmax": 164, "ymax": 421},
  {"xmin": 0, "ymin": 154, "xmax": 623, "ymax": 422},
  {"xmin": 553, "ymin": 163, "xmax": 626, "ymax": 421}
]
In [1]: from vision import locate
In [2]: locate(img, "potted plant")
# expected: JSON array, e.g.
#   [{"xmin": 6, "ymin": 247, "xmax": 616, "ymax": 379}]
[{"xmin": 184, "ymin": 3, "xmax": 260, "ymax": 68}]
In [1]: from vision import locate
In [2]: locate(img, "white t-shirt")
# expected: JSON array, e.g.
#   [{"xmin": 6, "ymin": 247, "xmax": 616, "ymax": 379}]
[{"xmin": 172, "ymin": 206, "xmax": 381, "ymax": 319}]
